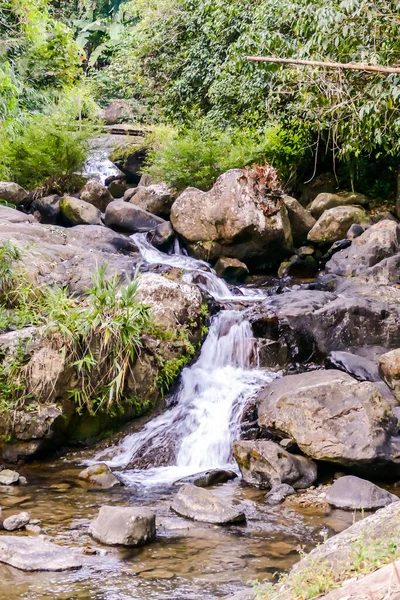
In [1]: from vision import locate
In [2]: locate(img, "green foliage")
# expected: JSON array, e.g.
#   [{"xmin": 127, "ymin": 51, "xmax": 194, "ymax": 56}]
[{"xmin": 143, "ymin": 124, "xmax": 310, "ymax": 190}]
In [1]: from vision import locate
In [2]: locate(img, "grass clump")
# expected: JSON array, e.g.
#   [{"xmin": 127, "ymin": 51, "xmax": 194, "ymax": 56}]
[{"xmin": 255, "ymin": 531, "xmax": 400, "ymax": 600}]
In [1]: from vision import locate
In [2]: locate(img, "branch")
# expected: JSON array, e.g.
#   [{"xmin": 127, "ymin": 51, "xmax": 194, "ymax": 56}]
[{"xmin": 246, "ymin": 56, "xmax": 400, "ymax": 74}]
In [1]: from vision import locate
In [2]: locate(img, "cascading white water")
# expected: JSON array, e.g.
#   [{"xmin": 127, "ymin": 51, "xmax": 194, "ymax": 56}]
[
  {"xmin": 95, "ymin": 311, "xmax": 275, "ymax": 478},
  {"xmin": 92, "ymin": 232, "xmax": 276, "ymax": 485}
]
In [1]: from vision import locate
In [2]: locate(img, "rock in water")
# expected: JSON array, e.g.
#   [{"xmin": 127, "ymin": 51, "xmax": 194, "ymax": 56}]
[
  {"xmin": 265, "ymin": 484, "xmax": 296, "ymax": 506},
  {"xmin": 0, "ymin": 536, "xmax": 82, "ymax": 571},
  {"xmin": 307, "ymin": 205, "xmax": 369, "ymax": 245},
  {"xmin": 257, "ymin": 370, "xmax": 397, "ymax": 470},
  {"xmin": 89, "ymin": 506, "xmax": 156, "ymax": 546},
  {"xmin": 3, "ymin": 512, "xmax": 30, "ymax": 531},
  {"xmin": 214, "ymin": 258, "xmax": 249, "ymax": 283},
  {"xmin": 170, "ymin": 167, "xmax": 293, "ymax": 269},
  {"xmin": 233, "ymin": 440, "xmax": 317, "ymax": 489},
  {"xmin": 326, "ymin": 476, "xmax": 398, "ymax": 510},
  {"xmin": 78, "ymin": 463, "xmax": 122, "ymax": 489},
  {"xmin": 173, "ymin": 469, "xmax": 237, "ymax": 488},
  {"xmin": 170, "ymin": 484, "xmax": 246, "ymax": 524},
  {"xmin": 0, "ymin": 470, "xmax": 20, "ymax": 485}
]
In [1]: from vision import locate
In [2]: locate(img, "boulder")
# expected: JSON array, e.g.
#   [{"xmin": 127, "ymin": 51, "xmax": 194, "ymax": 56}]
[
  {"xmin": 325, "ymin": 475, "xmax": 398, "ymax": 510},
  {"xmin": 264, "ymin": 483, "xmax": 296, "ymax": 505},
  {"xmin": 379, "ymin": 349, "xmax": 400, "ymax": 402},
  {"xmin": 233, "ymin": 440, "xmax": 317, "ymax": 489},
  {"xmin": 104, "ymin": 200, "xmax": 164, "ymax": 233},
  {"xmin": 308, "ymin": 205, "xmax": 369, "ymax": 245},
  {"xmin": 108, "ymin": 178, "xmax": 135, "ymax": 198},
  {"xmin": 0, "ymin": 536, "xmax": 82, "ymax": 571},
  {"xmin": 309, "ymin": 191, "xmax": 368, "ymax": 218},
  {"xmin": 173, "ymin": 469, "xmax": 237, "ymax": 488},
  {"xmin": 0, "ymin": 469, "xmax": 20, "ymax": 485},
  {"xmin": 102, "ymin": 99, "xmax": 137, "ymax": 125},
  {"xmin": 257, "ymin": 370, "xmax": 397, "ymax": 470},
  {"xmin": 326, "ymin": 219, "xmax": 400, "ymax": 278},
  {"xmin": 79, "ymin": 179, "xmax": 114, "ymax": 212},
  {"xmin": 3, "ymin": 512, "xmax": 30, "ymax": 531},
  {"xmin": 170, "ymin": 167, "xmax": 293, "ymax": 269},
  {"xmin": 298, "ymin": 173, "xmax": 337, "ymax": 206},
  {"xmin": 214, "ymin": 257, "xmax": 249, "ymax": 283},
  {"xmin": 278, "ymin": 254, "xmax": 318, "ymax": 279},
  {"xmin": 78, "ymin": 463, "xmax": 121, "ymax": 488},
  {"xmin": 31, "ymin": 195, "xmax": 60, "ymax": 224},
  {"xmin": 327, "ymin": 350, "xmax": 381, "ymax": 382},
  {"xmin": 0, "ymin": 182, "xmax": 28, "ymax": 206},
  {"xmin": 283, "ymin": 195, "xmax": 316, "ymax": 244},
  {"xmin": 112, "ymin": 146, "xmax": 147, "ymax": 184},
  {"xmin": 151, "ymin": 221, "xmax": 175, "ymax": 250},
  {"xmin": 59, "ymin": 196, "xmax": 102, "ymax": 226},
  {"xmin": 171, "ymin": 484, "xmax": 246, "ymax": 524},
  {"xmin": 89, "ymin": 505, "xmax": 156, "ymax": 546},
  {"xmin": 127, "ymin": 184, "xmax": 174, "ymax": 218}
]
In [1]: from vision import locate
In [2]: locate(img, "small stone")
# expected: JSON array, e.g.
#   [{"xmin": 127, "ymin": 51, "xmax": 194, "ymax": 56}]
[
  {"xmin": 171, "ymin": 484, "xmax": 246, "ymax": 524},
  {"xmin": 3, "ymin": 512, "xmax": 30, "ymax": 531},
  {"xmin": 78, "ymin": 463, "xmax": 122, "ymax": 489},
  {"xmin": 25, "ymin": 524, "xmax": 41, "ymax": 534},
  {"xmin": 0, "ymin": 470, "xmax": 19, "ymax": 485},
  {"xmin": 346, "ymin": 223, "xmax": 365, "ymax": 240},
  {"xmin": 265, "ymin": 484, "xmax": 296, "ymax": 506},
  {"xmin": 18, "ymin": 476, "xmax": 27, "ymax": 485}
]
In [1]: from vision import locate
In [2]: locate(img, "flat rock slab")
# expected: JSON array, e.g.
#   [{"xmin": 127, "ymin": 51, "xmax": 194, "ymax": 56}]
[
  {"xmin": 326, "ymin": 475, "xmax": 398, "ymax": 510},
  {"xmin": 171, "ymin": 484, "xmax": 246, "ymax": 524},
  {"xmin": 0, "ymin": 536, "xmax": 82, "ymax": 571},
  {"xmin": 89, "ymin": 505, "xmax": 156, "ymax": 546}
]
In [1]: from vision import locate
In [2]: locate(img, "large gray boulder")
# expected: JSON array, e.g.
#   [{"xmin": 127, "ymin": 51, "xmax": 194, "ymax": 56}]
[
  {"xmin": 308, "ymin": 205, "xmax": 370, "ymax": 245},
  {"xmin": 170, "ymin": 168, "xmax": 293, "ymax": 269},
  {"xmin": 127, "ymin": 184, "xmax": 174, "ymax": 218},
  {"xmin": 379, "ymin": 348, "xmax": 400, "ymax": 402},
  {"xmin": 59, "ymin": 196, "xmax": 102, "ymax": 226},
  {"xmin": 257, "ymin": 370, "xmax": 397, "ymax": 469},
  {"xmin": 0, "ymin": 182, "xmax": 28, "ymax": 206},
  {"xmin": 0, "ymin": 536, "xmax": 82, "ymax": 571},
  {"xmin": 89, "ymin": 505, "xmax": 156, "ymax": 546},
  {"xmin": 104, "ymin": 200, "xmax": 165, "ymax": 233},
  {"xmin": 326, "ymin": 219, "xmax": 400, "ymax": 278},
  {"xmin": 283, "ymin": 195, "xmax": 316, "ymax": 245},
  {"xmin": 79, "ymin": 179, "xmax": 114, "ymax": 212},
  {"xmin": 171, "ymin": 484, "xmax": 246, "ymax": 524},
  {"xmin": 233, "ymin": 440, "xmax": 317, "ymax": 489},
  {"xmin": 309, "ymin": 191, "xmax": 368, "ymax": 218},
  {"xmin": 325, "ymin": 475, "xmax": 398, "ymax": 510}
]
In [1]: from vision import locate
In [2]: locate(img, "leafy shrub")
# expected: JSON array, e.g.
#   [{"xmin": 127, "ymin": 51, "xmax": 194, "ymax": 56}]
[{"xmin": 142, "ymin": 124, "xmax": 310, "ymax": 191}]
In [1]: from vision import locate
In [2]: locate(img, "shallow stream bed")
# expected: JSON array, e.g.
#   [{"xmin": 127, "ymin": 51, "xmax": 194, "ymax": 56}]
[{"xmin": 0, "ymin": 459, "xmax": 358, "ymax": 600}]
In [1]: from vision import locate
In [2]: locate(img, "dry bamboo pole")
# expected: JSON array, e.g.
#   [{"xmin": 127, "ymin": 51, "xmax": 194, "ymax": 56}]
[{"xmin": 246, "ymin": 55, "xmax": 400, "ymax": 74}]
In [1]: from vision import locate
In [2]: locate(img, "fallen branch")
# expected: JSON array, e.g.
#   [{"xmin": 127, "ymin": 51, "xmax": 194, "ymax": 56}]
[{"xmin": 246, "ymin": 56, "xmax": 400, "ymax": 74}]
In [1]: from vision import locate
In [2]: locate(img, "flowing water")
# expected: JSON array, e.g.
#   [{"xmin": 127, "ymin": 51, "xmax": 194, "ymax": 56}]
[{"xmin": 0, "ymin": 146, "xmax": 359, "ymax": 599}]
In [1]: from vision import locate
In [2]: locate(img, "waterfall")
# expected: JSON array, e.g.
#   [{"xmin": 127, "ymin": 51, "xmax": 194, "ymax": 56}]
[{"xmin": 92, "ymin": 233, "xmax": 276, "ymax": 485}]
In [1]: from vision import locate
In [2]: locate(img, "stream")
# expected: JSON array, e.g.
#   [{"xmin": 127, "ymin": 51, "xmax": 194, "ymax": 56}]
[{"xmin": 0, "ymin": 143, "xmax": 359, "ymax": 599}]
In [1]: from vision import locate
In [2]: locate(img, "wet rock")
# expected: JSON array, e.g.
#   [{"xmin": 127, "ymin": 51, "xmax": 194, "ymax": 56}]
[
  {"xmin": 346, "ymin": 223, "xmax": 365, "ymax": 239},
  {"xmin": 278, "ymin": 254, "xmax": 318, "ymax": 279},
  {"xmin": 283, "ymin": 195, "xmax": 316, "ymax": 245},
  {"xmin": 78, "ymin": 463, "xmax": 122, "ymax": 489},
  {"xmin": 32, "ymin": 195, "xmax": 60, "ymax": 224},
  {"xmin": 264, "ymin": 483, "xmax": 296, "ymax": 505},
  {"xmin": 151, "ymin": 221, "xmax": 175, "ymax": 250},
  {"xmin": 233, "ymin": 440, "xmax": 317, "ymax": 490},
  {"xmin": 127, "ymin": 184, "xmax": 174, "ymax": 218},
  {"xmin": 0, "ymin": 536, "xmax": 82, "ymax": 571},
  {"xmin": 321, "ymin": 239, "xmax": 351, "ymax": 263},
  {"xmin": 0, "ymin": 470, "xmax": 20, "ymax": 485},
  {"xmin": 308, "ymin": 205, "xmax": 370, "ymax": 245},
  {"xmin": 325, "ymin": 475, "xmax": 398, "ymax": 510},
  {"xmin": 309, "ymin": 191, "xmax": 368, "ymax": 218},
  {"xmin": 174, "ymin": 469, "xmax": 237, "ymax": 488},
  {"xmin": 104, "ymin": 200, "xmax": 165, "ymax": 233},
  {"xmin": 379, "ymin": 349, "xmax": 400, "ymax": 402},
  {"xmin": 0, "ymin": 182, "xmax": 28, "ymax": 206},
  {"xmin": 79, "ymin": 179, "xmax": 114, "ymax": 212},
  {"xmin": 112, "ymin": 146, "xmax": 147, "ymax": 184},
  {"xmin": 171, "ymin": 484, "xmax": 246, "ymax": 524},
  {"xmin": 214, "ymin": 258, "xmax": 249, "ymax": 283},
  {"xmin": 327, "ymin": 350, "xmax": 381, "ymax": 382},
  {"xmin": 108, "ymin": 178, "xmax": 135, "ymax": 198},
  {"xmin": 89, "ymin": 505, "xmax": 156, "ymax": 546},
  {"xmin": 59, "ymin": 196, "xmax": 102, "ymax": 226},
  {"xmin": 326, "ymin": 219, "xmax": 400, "ymax": 278},
  {"xmin": 170, "ymin": 167, "xmax": 293, "ymax": 269},
  {"xmin": 257, "ymin": 370, "xmax": 397, "ymax": 470},
  {"xmin": 3, "ymin": 512, "xmax": 30, "ymax": 531}
]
